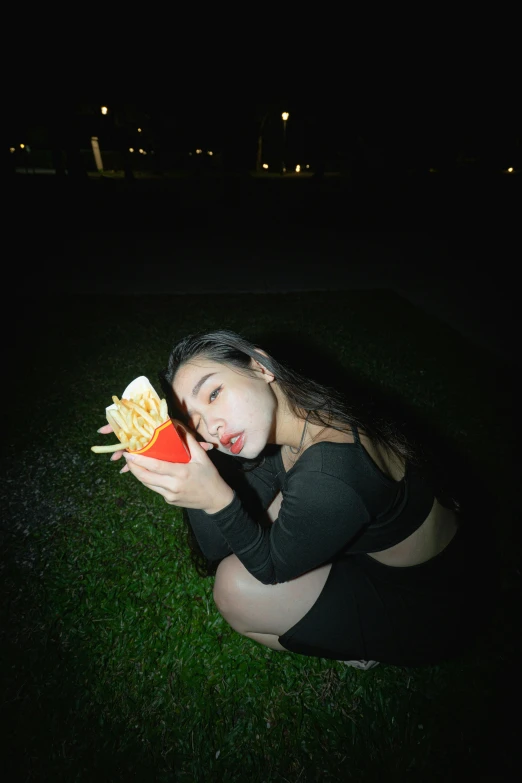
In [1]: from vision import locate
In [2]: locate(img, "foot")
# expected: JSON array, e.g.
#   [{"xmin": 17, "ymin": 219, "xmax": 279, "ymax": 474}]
[{"xmin": 340, "ymin": 659, "xmax": 380, "ymax": 670}]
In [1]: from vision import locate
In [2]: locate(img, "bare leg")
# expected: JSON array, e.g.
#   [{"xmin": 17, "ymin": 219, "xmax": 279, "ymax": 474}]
[
  {"xmin": 213, "ymin": 553, "xmax": 332, "ymax": 639},
  {"xmin": 243, "ymin": 632, "xmax": 287, "ymax": 651}
]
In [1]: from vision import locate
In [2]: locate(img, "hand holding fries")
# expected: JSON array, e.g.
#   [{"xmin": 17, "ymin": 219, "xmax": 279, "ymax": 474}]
[{"xmin": 121, "ymin": 426, "xmax": 233, "ymax": 513}]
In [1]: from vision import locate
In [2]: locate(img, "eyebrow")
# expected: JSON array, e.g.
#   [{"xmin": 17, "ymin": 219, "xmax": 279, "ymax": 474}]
[
  {"xmin": 185, "ymin": 372, "xmax": 217, "ymax": 417},
  {"xmin": 192, "ymin": 372, "xmax": 217, "ymax": 397}
]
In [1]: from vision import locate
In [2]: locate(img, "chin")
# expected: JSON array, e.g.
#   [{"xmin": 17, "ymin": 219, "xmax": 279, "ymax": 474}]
[{"xmin": 237, "ymin": 439, "xmax": 264, "ymax": 461}]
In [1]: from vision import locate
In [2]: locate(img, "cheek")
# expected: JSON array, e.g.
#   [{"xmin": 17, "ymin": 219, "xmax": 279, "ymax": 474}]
[{"xmin": 247, "ymin": 388, "xmax": 273, "ymax": 426}]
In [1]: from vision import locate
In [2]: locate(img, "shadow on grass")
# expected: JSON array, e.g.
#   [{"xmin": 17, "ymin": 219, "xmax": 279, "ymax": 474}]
[{"xmin": 252, "ymin": 328, "xmax": 505, "ymax": 516}]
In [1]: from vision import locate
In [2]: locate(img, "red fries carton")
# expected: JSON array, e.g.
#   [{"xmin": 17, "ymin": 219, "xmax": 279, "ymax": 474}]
[
  {"xmin": 108, "ymin": 376, "xmax": 191, "ymax": 463},
  {"xmin": 130, "ymin": 418, "xmax": 191, "ymax": 462}
]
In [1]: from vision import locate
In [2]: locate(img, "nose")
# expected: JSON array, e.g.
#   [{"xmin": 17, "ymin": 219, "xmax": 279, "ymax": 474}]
[{"xmin": 208, "ymin": 421, "xmax": 223, "ymax": 441}]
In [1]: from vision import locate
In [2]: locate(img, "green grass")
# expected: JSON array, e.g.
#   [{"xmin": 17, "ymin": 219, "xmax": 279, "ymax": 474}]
[{"xmin": 2, "ymin": 290, "xmax": 519, "ymax": 781}]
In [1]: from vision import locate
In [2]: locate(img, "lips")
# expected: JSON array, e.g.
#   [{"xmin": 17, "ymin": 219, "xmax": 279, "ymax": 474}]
[
  {"xmin": 220, "ymin": 431, "xmax": 245, "ymax": 454},
  {"xmin": 220, "ymin": 431, "xmax": 243, "ymax": 447}
]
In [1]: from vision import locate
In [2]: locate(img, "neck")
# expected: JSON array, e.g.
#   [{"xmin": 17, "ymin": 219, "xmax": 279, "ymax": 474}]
[{"xmin": 287, "ymin": 412, "xmax": 311, "ymax": 455}]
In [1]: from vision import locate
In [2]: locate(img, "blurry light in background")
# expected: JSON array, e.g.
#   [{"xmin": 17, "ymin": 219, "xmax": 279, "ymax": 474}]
[
  {"xmin": 196, "ymin": 149, "xmax": 202, "ymax": 154},
  {"xmin": 305, "ymin": 164, "xmax": 310, "ymax": 169},
  {"xmin": 138, "ymin": 149, "xmax": 144, "ymax": 154},
  {"xmin": 101, "ymin": 106, "xmax": 108, "ymax": 115},
  {"xmin": 295, "ymin": 164, "xmax": 301, "ymax": 172},
  {"xmin": 129, "ymin": 148, "xmax": 134, "ymax": 153},
  {"xmin": 282, "ymin": 112, "xmax": 289, "ymax": 121},
  {"xmin": 207, "ymin": 150, "xmax": 213, "ymax": 156},
  {"xmin": 90, "ymin": 136, "xmax": 104, "ymax": 171},
  {"xmin": 20, "ymin": 144, "xmax": 25, "ymax": 149},
  {"xmin": 262, "ymin": 163, "xmax": 269, "ymax": 169},
  {"xmin": 10, "ymin": 147, "xmax": 15, "ymax": 153},
  {"xmin": 137, "ymin": 128, "xmax": 142, "ymax": 133},
  {"xmin": 429, "ymin": 168, "xmax": 437, "ymax": 173},
  {"xmin": 507, "ymin": 167, "xmax": 514, "ymax": 173},
  {"xmin": 142, "ymin": 151, "xmax": 147, "ymax": 155}
]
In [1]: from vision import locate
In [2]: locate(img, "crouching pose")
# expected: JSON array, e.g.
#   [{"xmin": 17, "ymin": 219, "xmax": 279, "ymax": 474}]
[{"xmin": 100, "ymin": 330, "xmax": 499, "ymax": 669}]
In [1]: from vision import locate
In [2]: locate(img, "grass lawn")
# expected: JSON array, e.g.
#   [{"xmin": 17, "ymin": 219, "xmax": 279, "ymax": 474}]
[{"xmin": 2, "ymin": 289, "xmax": 519, "ymax": 782}]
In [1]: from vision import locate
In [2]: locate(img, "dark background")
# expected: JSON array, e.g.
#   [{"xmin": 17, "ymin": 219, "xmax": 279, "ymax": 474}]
[{"xmin": 6, "ymin": 92, "xmax": 520, "ymax": 372}]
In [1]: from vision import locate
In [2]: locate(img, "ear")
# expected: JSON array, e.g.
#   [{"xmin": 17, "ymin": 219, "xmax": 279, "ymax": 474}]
[{"xmin": 250, "ymin": 351, "xmax": 275, "ymax": 383}]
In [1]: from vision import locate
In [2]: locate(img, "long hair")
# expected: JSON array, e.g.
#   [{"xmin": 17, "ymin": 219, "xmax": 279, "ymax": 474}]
[{"xmin": 160, "ymin": 329, "xmax": 464, "ymax": 578}]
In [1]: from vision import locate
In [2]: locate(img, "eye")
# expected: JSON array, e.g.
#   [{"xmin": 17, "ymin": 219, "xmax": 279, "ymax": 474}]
[{"xmin": 194, "ymin": 386, "xmax": 222, "ymax": 431}]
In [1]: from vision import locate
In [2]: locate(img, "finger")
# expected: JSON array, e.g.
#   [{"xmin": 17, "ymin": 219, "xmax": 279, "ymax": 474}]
[
  {"xmin": 124, "ymin": 461, "xmax": 173, "ymax": 493},
  {"xmin": 123, "ymin": 462, "xmax": 168, "ymax": 494},
  {"xmin": 182, "ymin": 427, "xmax": 212, "ymax": 459},
  {"xmin": 199, "ymin": 442, "xmax": 214, "ymax": 452},
  {"xmin": 123, "ymin": 452, "xmax": 178, "ymax": 475},
  {"xmin": 110, "ymin": 450, "xmax": 125, "ymax": 461},
  {"xmin": 98, "ymin": 424, "xmax": 114, "ymax": 434},
  {"xmin": 146, "ymin": 483, "xmax": 179, "ymax": 504}
]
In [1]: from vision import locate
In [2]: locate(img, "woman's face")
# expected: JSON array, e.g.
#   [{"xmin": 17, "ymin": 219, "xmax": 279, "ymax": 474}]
[{"xmin": 172, "ymin": 356, "xmax": 277, "ymax": 459}]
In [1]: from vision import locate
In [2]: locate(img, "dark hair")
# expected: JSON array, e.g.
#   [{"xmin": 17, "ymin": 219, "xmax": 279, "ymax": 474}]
[{"xmin": 161, "ymin": 329, "xmax": 462, "ymax": 578}]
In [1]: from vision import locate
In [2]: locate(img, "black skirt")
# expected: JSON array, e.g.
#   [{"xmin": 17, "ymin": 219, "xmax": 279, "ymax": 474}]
[{"xmin": 278, "ymin": 512, "xmax": 501, "ymax": 667}]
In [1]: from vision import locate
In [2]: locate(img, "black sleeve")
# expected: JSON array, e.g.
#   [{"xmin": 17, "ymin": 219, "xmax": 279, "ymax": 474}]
[
  {"xmin": 183, "ymin": 446, "xmax": 283, "ymax": 563},
  {"xmin": 198, "ymin": 468, "xmax": 371, "ymax": 585}
]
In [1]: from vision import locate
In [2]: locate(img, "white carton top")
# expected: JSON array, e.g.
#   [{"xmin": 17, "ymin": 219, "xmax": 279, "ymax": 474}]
[{"xmin": 106, "ymin": 376, "xmax": 161, "ymax": 415}]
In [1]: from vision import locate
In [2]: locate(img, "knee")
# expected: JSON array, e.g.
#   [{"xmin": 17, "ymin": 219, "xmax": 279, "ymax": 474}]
[
  {"xmin": 213, "ymin": 554, "xmax": 246, "ymax": 613},
  {"xmin": 212, "ymin": 555, "xmax": 237, "ymax": 614}
]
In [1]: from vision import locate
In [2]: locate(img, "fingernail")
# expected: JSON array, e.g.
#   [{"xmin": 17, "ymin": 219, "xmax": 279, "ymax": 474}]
[
  {"xmin": 110, "ymin": 454, "xmax": 118, "ymax": 461},
  {"xmin": 97, "ymin": 427, "xmax": 105, "ymax": 433},
  {"xmin": 119, "ymin": 466, "xmax": 127, "ymax": 474}
]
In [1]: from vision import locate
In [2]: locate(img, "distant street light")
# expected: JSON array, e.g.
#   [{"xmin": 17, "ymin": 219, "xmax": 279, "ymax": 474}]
[
  {"xmin": 281, "ymin": 112, "xmax": 289, "ymax": 175},
  {"xmin": 101, "ymin": 106, "xmax": 108, "ymax": 115}
]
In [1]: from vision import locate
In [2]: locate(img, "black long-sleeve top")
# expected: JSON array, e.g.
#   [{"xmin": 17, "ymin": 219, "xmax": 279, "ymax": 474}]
[{"xmin": 185, "ymin": 425, "xmax": 435, "ymax": 585}]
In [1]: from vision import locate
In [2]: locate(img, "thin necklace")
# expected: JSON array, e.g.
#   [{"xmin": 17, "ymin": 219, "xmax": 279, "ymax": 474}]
[{"xmin": 287, "ymin": 411, "xmax": 311, "ymax": 456}]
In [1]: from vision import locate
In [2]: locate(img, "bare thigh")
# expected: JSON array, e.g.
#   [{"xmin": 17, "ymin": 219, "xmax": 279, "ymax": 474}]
[{"xmin": 213, "ymin": 554, "xmax": 332, "ymax": 637}]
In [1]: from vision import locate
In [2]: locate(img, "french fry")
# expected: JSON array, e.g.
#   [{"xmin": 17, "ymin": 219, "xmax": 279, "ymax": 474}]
[
  {"xmin": 92, "ymin": 442, "xmax": 130, "ymax": 453},
  {"xmin": 110, "ymin": 408, "xmax": 128, "ymax": 433},
  {"xmin": 160, "ymin": 399, "xmax": 168, "ymax": 421},
  {"xmin": 133, "ymin": 414, "xmax": 152, "ymax": 441},
  {"xmin": 121, "ymin": 398, "xmax": 157, "ymax": 429}
]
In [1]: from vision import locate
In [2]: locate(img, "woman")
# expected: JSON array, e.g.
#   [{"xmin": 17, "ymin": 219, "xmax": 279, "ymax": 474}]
[{"xmin": 99, "ymin": 330, "xmax": 499, "ymax": 669}]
